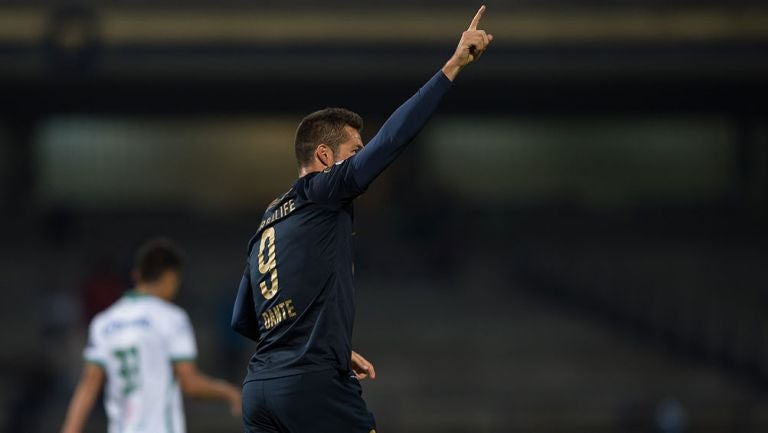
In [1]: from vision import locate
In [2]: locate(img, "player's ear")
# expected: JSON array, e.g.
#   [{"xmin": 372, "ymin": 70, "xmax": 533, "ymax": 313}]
[{"xmin": 315, "ymin": 144, "xmax": 333, "ymax": 168}]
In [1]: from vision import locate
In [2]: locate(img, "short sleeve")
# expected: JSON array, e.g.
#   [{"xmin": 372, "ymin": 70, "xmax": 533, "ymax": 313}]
[
  {"xmin": 167, "ymin": 310, "xmax": 198, "ymax": 362},
  {"xmin": 302, "ymin": 159, "xmax": 366, "ymax": 206},
  {"xmin": 83, "ymin": 320, "xmax": 108, "ymax": 368}
]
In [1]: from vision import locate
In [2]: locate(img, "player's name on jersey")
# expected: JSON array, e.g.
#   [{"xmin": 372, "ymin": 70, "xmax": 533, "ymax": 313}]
[
  {"xmin": 262, "ymin": 298, "xmax": 297, "ymax": 330},
  {"xmin": 258, "ymin": 199, "xmax": 297, "ymax": 232},
  {"xmin": 102, "ymin": 317, "xmax": 151, "ymax": 336}
]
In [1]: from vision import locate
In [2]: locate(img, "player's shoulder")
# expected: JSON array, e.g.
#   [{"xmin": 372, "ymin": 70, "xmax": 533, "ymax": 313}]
[
  {"xmin": 150, "ymin": 300, "xmax": 195, "ymax": 339},
  {"xmin": 302, "ymin": 159, "xmax": 352, "ymax": 186},
  {"xmin": 145, "ymin": 295, "xmax": 188, "ymax": 319},
  {"xmin": 87, "ymin": 297, "xmax": 130, "ymax": 339},
  {"xmin": 89, "ymin": 294, "xmax": 128, "ymax": 327},
  {"xmin": 88, "ymin": 309, "xmax": 109, "ymax": 333},
  {"xmin": 297, "ymin": 159, "xmax": 362, "ymax": 204}
]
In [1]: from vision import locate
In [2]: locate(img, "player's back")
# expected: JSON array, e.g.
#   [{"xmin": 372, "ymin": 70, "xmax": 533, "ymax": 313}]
[
  {"xmin": 86, "ymin": 292, "xmax": 197, "ymax": 433},
  {"xmin": 241, "ymin": 164, "xmax": 362, "ymax": 381}
]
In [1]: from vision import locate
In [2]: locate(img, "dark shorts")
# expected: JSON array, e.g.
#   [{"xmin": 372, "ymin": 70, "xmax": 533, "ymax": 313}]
[{"xmin": 242, "ymin": 369, "xmax": 377, "ymax": 433}]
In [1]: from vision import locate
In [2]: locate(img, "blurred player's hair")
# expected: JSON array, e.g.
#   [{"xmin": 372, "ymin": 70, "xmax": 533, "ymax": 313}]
[
  {"xmin": 294, "ymin": 107, "xmax": 363, "ymax": 167},
  {"xmin": 134, "ymin": 238, "xmax": 185, "ymax": 283}
]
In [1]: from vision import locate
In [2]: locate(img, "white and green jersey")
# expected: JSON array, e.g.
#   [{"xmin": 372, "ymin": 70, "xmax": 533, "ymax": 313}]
[{"xmin": 84, "ymin": 291, "xmax": 197, "ymax": 433}]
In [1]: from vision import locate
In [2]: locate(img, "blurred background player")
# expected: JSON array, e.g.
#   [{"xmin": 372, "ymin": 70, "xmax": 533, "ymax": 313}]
[
  {"xmin": 231, "ymin": 6, "xmax": 492, "ymax": 433},
  {"xmin": 61, "ymin": 238, "xmax": 241, "ymax": 433}
]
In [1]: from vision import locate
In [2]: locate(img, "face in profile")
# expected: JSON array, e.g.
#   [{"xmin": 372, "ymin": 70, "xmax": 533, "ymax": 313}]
[
  {"xmin": 327, "ymin": 125, "xmax": 364, "ymax": 164},
  {"xmin": 159, "ymin": 270, "xmax": 182, "ymax": 300}
]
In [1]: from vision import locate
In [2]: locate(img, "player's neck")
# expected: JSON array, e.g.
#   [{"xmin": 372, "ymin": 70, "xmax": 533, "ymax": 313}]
[
  {"xmin": 298, "ymin": 160, "xmax": 331, "ymax": 178},
  {"xmin": 134, "ymin": 284, "xmax": 170, "ymax": 301},
  {"xmin": 298, "ymin": 166, "xmax": 319, "ymax": 178}
]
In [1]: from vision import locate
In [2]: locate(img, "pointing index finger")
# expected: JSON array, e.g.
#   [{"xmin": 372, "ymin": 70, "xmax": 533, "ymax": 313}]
[{"xmin": 468, "ymin": 5, "xmax": 486, "ymax": 31}]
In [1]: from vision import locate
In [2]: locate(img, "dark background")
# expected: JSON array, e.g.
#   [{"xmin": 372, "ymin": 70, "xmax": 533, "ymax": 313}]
[{"xmin": 1, "ymin": 1, "xmax": 767, "ymax": 432}]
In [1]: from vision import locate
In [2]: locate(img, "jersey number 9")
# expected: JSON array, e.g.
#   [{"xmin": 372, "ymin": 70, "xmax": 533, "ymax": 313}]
[{"xmin": 258, "ymin": 227, "xmax": 279, "ymax": 300}]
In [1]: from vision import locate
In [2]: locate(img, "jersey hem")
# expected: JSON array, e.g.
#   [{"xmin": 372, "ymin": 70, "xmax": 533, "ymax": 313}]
[{"xmin": 243, "ymin": 365, "xmax": 337, "ymax": 383}]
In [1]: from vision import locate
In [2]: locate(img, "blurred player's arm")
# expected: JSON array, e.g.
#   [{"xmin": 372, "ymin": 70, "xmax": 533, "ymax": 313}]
[
  {"xmin": 348, "ymin": 5, "xmax": 492, "ymax": 189},
  {"xmin": 60, "ymin": 363, "xmax": 105, "ymax": 433},
  {"xmin": 231, "ymin": 264, "xmax": 260, "ymax": 341},
  {"xmin": 174, "ymin": 361, "xmax": 242, "ymax": 415},
  {"xmin": 169, "ymin": 310, "xmax": 241, "ymax": 414}
]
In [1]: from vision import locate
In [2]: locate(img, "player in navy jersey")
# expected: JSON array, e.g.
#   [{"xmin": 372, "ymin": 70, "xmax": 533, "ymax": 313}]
[{"xmin": 232, "ymin": 6, "xmax": 493, "ymax": 433}]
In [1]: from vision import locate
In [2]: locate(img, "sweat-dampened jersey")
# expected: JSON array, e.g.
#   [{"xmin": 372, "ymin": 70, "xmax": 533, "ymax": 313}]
[
  {"xmin": 231, "ymin": 69, "xmax": 453, "ymax": 382},
  {"xmin": 84, "ymin": 291, "xmax": 198, "ymax": 433}
]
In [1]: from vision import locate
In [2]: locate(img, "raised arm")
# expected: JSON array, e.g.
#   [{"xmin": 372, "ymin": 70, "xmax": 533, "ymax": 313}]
[{"xmin": 349, "ymin": 5, "xmax": 493, "ymax": 189}]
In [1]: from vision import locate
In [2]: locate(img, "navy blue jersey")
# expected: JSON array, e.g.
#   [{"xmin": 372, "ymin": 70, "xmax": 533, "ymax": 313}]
[{"xmin": 232, "ymin": 70, "xmax": 452, "ymax": 381}]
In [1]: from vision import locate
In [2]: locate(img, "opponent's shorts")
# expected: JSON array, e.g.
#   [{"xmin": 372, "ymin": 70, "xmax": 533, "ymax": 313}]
[{"xmin": 242, "ymin": 369, "xmax": 377, "ymax": 433}]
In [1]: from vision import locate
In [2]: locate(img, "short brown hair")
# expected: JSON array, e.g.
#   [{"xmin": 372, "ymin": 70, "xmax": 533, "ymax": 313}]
[
  {"xmin": 294, "ymin": 107, "xmax": 363, "ymax": 167},
  {"xmin": 134, "ymin": 238, "xmax": 185, "ymax": 283}
]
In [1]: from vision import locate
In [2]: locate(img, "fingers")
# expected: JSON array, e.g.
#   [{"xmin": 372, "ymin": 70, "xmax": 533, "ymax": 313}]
[
  {"xmin": 465, "ymin": 30, "xmax": 490, "ymax": 60},
  {"xmin": 453, "ymin": 5, "xmax": 492, "ymax": 68},
  {"xmin": 353, "ymin": 365, "xmax": 371, "ymax": 380},
  {"xmin": 468, "ymin": 4, "xmax": 486, "ymax": 31},
  {"xmin": 357, "ymin": 359, "xmax": 375, "ymax": 380},
  {"xmin": 479, "ymin": 30, "xmax": 489, "ymax": 49},
  {"xmin": 351, "ymin": 351, "xmax": 376, "ymax": 380}
]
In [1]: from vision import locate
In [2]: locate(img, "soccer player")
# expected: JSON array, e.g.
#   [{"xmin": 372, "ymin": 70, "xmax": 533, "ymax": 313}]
[
  {"xmin": 61, "ymin": 239, "xmax": 242, "ymax": 433},
  {"xmin": 231, "ymin": 6, "xmax": 493, "ymax": 433}
]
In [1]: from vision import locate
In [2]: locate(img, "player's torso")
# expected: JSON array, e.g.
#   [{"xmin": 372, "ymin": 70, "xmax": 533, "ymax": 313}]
[
  {"xmin": 246, "ymin": 181, "xmax": 357, "ymax": 378},
  {"xmin": 95, "ymin": 296, "xmax": 185, "ymax": 433}
]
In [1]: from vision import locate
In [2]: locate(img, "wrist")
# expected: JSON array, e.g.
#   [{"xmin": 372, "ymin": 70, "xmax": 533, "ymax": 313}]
[{"xmin": 441, "ymin": 57, "xmax": 463, "ymax": 82}]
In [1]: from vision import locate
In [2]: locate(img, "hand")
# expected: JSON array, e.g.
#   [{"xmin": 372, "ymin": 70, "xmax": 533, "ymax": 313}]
[
  {"xmin": 351, "ymin": 350, "xmax": 376, "ymax": 380},
  {"xmin": 442, "ymin": 5, "xmax": 494, "ymax": 81}
]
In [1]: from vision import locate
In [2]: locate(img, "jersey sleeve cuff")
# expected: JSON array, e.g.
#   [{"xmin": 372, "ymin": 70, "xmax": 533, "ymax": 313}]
[
  {"xmin": 435, "ymin": 69, "xmax": 456, "ymax": 90},
  {"xmin": 84, "ymin": 357, "xmax": 106, "ymax": 369},
  {"xmin": 170, "ymin": 356, "xmax": 197, "ymax": 363}
]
